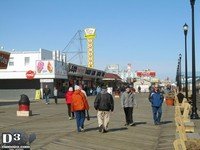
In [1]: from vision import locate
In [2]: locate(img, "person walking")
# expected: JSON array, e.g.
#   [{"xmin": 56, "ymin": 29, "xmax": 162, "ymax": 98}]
[
  {"xmin": 53, "ymin": 86, "xmax": 58, "ymax": 104},
  {"xmin": 96, "ymin": 85, "xmax": 101, "ymax": 95},
  {"xmin": 43, "ymin": 85, "xmax": 51, "ymax": 104},
  {"xmin": 121, "ymin": 85, "xmax": 137, "ymax": 126},
  {"xmin": 71, "ymin": 85, "xmax": 89, "ymax": 132},
  {"xmin": 148, "ymin": 85, "xmax": 164, "ymax": 125},
  {"xmin": 79, "ymin": 85, "xmax": 90, "ymax": 120},
  {"xmin": 94, "ymin": 86, "xmax": 114, "ymax": 133},
  {"xmin": 138, "ymin": 86, "xmax": 141, "ymax": 93},
  {"xmin": 65, "ymin": 87, "xmax": 74, "ymax": 120}
]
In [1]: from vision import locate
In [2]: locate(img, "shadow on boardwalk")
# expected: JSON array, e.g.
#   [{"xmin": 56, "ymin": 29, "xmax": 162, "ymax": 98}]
[{"xmin": 85, "ymin": 127, "xmax": 128, "ymax": 132}]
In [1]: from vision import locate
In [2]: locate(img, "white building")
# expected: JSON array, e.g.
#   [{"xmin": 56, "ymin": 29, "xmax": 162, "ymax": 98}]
[
  {"xmin": 134, "ymin": 70, "xmax": 159, "ymax": 92},
  {"xmin": 0, "ymin": 48, "xmax": 68, "ymax": 100}
]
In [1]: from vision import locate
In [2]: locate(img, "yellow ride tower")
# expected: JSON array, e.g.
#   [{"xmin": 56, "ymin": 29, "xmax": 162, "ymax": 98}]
[{"xmin": 84, "ymin": 28, "xmax": 96, "ymax": 68}]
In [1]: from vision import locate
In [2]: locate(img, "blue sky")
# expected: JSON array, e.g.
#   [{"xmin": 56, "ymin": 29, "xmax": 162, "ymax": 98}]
[{"xmin": 0, "ymin": 0, "xmax": 200, "ymax": 80}]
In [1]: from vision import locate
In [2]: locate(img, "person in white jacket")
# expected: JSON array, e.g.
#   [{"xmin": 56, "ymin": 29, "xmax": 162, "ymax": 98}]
[{"xmin": 53, "ymin": 86, "xmax": 58, "ymax": 104}]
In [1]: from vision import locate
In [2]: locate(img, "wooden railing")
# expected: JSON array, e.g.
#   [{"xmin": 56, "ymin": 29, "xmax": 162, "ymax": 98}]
[{"xmin": 173, "ymin": 91, "xmax": 200, "ymax": 150}]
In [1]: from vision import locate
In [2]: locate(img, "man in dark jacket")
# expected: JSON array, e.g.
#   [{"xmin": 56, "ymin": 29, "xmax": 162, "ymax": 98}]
[
  {"xmin": 149, "ymin": 85, "xmax": 164, "ymax": 125},
  {"xmin": 43, "ymin": 85, "xmax": 51, "ymax": 104},
  {"xmin": 94, "ymin": 86, "xmax": 114, "ymax": 133}
]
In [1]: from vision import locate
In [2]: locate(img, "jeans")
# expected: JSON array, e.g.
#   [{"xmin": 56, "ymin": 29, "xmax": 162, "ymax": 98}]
[
  {"xmin": 44, "ymin": 95, "xmax": 49, "ymax": 103},
  {"xmin": 75, "ymin": 110, "xmax": 86, "ymax": 132},
  {"xmin": 152, "ymin": 106, "xmax": 162, "ymax": 124}
]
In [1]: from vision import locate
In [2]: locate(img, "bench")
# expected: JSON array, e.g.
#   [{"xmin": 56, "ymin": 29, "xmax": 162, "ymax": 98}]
[
  {"xmin": 175, "ymin": 117, "xmax": 200, "ymax": 141},
  {"xmin": 175, "ymin": 116, "xmax": 195, "ymax": 133},
  {"xmin": 173, "ymin": 91, "xmax": 200, "ymax": 150},
  {"xmin": 174, "ymin": 138, "xmax": 200, "ymax": 150},
  {"xmin": 173, "ymin": 139, "xmax": 186, "ymax": 150},
  {"xmin": 175, "ymin": 102, "xmax": 192, "ymax": 123}
]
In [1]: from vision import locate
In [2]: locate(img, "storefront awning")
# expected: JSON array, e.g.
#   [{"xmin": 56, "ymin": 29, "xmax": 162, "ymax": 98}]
[{"xmin": 103, "ymin": 73, "xmax": 122, "ymax": 81}]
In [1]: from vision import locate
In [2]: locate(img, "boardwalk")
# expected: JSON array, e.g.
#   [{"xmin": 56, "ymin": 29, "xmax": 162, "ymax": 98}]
[{"xmin": 0, "ymin": 93, "xmax": 198, "ymax": 150}]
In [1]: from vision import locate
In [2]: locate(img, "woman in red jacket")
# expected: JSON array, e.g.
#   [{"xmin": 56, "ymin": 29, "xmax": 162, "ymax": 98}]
[{"xmin": 65, "ymin": 87, "xmax": 74, "ymax": 120}]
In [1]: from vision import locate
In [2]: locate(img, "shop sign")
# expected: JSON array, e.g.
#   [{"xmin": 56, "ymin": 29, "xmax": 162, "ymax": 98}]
[
  {"xmin": 26, "ymin": 70, "xmax": 35, "ymax": 79},
  {"xmin": 136, "ymin": 71, "xmax": 156, "ymax": 77},
  {"xmin": 107, "ymin": 64, "xmax": 119, "ymax": 70},
  {"xmin": 0, "ymin": 51, "xmax": 10, "ymax": 69},
  {"xmin": 36, "ymin": 60, "xmax": 54, "ymax": 74},
  {"xmin": 84, "ymin": 28, "xmax": 96, "ymax": 39},
  {"xmin": 55, "ymin": 61, "xmax": 67, "ymax": 76},
  {"xmin": 40, "ymin": 79, "xmax": 54, "ymax": 83},
  {"xmin": 76, "ymin": 66, "xmax": 86, "ymax": 74},
  {"xmin": 68, "ymin": 64, "xmax": 77, "ymax": 73}
]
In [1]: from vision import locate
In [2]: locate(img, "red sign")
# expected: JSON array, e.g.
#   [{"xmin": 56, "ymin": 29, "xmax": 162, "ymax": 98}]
[
  {"xmin": 0, "ymin": 51, "xmax": 10, "ymax": 69},
  {"xmin": 136, "ymin": 71, "xmax": 156, "ymax": 77},
  {"xmin": 26, "ymin": 70, "xmax": 35, "ymax": 79}
]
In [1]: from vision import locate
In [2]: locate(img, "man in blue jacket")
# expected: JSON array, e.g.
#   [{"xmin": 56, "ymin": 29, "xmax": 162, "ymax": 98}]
[{"xmin": 149, "ymin": 85, "xmax": 164, "ymax": 125}]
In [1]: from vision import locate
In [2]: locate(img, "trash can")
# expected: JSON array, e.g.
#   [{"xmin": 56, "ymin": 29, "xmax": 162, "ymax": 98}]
[{"xmin": 18, "ymin": 94, "xmax": 30, "ymax": 111}]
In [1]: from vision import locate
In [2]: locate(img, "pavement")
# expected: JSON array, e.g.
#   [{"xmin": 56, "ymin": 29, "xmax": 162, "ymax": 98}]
[{"xmin": 0, "ymin": 93, "xmax": 200, "ymax": 150}]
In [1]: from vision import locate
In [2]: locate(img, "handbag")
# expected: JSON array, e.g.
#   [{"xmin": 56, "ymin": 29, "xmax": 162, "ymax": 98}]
[{"xmin": 86, "ymin": 110, "xmax": 90, "ymax": 120}]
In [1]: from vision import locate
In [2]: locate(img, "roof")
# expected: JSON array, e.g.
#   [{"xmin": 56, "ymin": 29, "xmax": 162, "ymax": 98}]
[{"xmin": 103, "ymin": 73, "xmax": 122, "ymax": 81}]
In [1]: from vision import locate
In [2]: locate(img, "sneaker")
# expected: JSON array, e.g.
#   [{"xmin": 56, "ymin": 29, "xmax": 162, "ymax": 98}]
[
  {"xmin": 102, "ymin": 129, "xmax": 108, "ymax": 133},
  {"xmin": 99, "ymin": 125, "xmax": 103, "ymax": 132},
  {"xmin": 69, "ymin": 117, "xmax": 72, "ymax": 120},
  {"xmin": 157, "ymin": 122, "xmax": 161, "ymax": 125},
  {"xmin": 79, "ymin": 127, "xmax": 85, "ymax": 132},
  {"xmin": 129, "ymin": 123, "xmax": 136, "ymax": 126},
  {"xmin": 154, "ymin": 122, "xmax": 160, "ymax": 125},
  {"xmin": 124, "ymin": 123, "xmax": 128, "ymax": 127}
]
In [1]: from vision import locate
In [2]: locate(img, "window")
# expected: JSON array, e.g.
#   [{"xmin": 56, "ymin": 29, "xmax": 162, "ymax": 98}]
[
  {"xmin": 24, "ymin": 57, "xmax": 30, "ymax": 66},
  {"xmin": 9, "ymin": 57, "xmax": 14, "ymax": 66},
  {"xmin": 91, "ymin": 70, "xmax": 96, "ymax": 76},
  {"xmin": 85, "ymin": 69, "xmax": 91, "ymax": 75},
  {"xmin": 97, "ymin": 71, "xmax": 101, "ymax": 76}
]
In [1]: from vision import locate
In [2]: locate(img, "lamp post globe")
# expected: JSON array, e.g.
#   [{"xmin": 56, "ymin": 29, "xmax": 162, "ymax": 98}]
[{"xmin": 183, "ymin": 23, "xmax": 188, "ymax": 35}]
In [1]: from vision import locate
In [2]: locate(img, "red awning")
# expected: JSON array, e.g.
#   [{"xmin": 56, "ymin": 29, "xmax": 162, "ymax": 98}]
[{"xmin": 103, "ymin": 73, "xmax": 121, "ymax": 81}]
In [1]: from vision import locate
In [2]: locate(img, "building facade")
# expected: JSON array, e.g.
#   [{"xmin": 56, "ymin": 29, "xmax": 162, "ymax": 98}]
[
  {"xmin": 0, "ymin": 49, "xmax": 67, "ymax": 100},
  {"xmin": 0, "ymin": 49, "xmax": 106, "ymax": 100}
]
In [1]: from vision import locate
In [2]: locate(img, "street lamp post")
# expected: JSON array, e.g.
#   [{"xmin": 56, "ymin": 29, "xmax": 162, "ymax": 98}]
[
  {"xmin": 190, "ymin": 0, "xmax": 199, "ymax": 119},
  {"xmin": 179, "ymin": 54, "xmax": 182, "ymax": 92},
  {"xmin": 176, "ymin": 65, "xmax": 179, "ymax": 88},
  {"xmin": 183, "ymin": 23, "xmax": 188, "ymax": 100}
]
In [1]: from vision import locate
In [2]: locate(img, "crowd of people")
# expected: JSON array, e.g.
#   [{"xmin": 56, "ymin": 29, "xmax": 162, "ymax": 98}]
[
  {"xmin": 64, "ymin": 84, "xmax": 140, "ymax": 133},
  {"xmin": 42, "ymin": 83, "xmax": 172, "ymax": 133}
]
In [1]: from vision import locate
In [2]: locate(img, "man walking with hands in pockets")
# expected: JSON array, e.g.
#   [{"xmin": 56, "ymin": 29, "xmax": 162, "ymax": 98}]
[
  {"xmin": 149, "ymin": 84, "xmax": 164, "ymax": 125},
  {"xmin": 94, "ymin": 86, "xmax": 114, "ymax": 133},
  {"xmin": 121, "ymin": 85, "xmax": 137, "ymax": 126}
]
